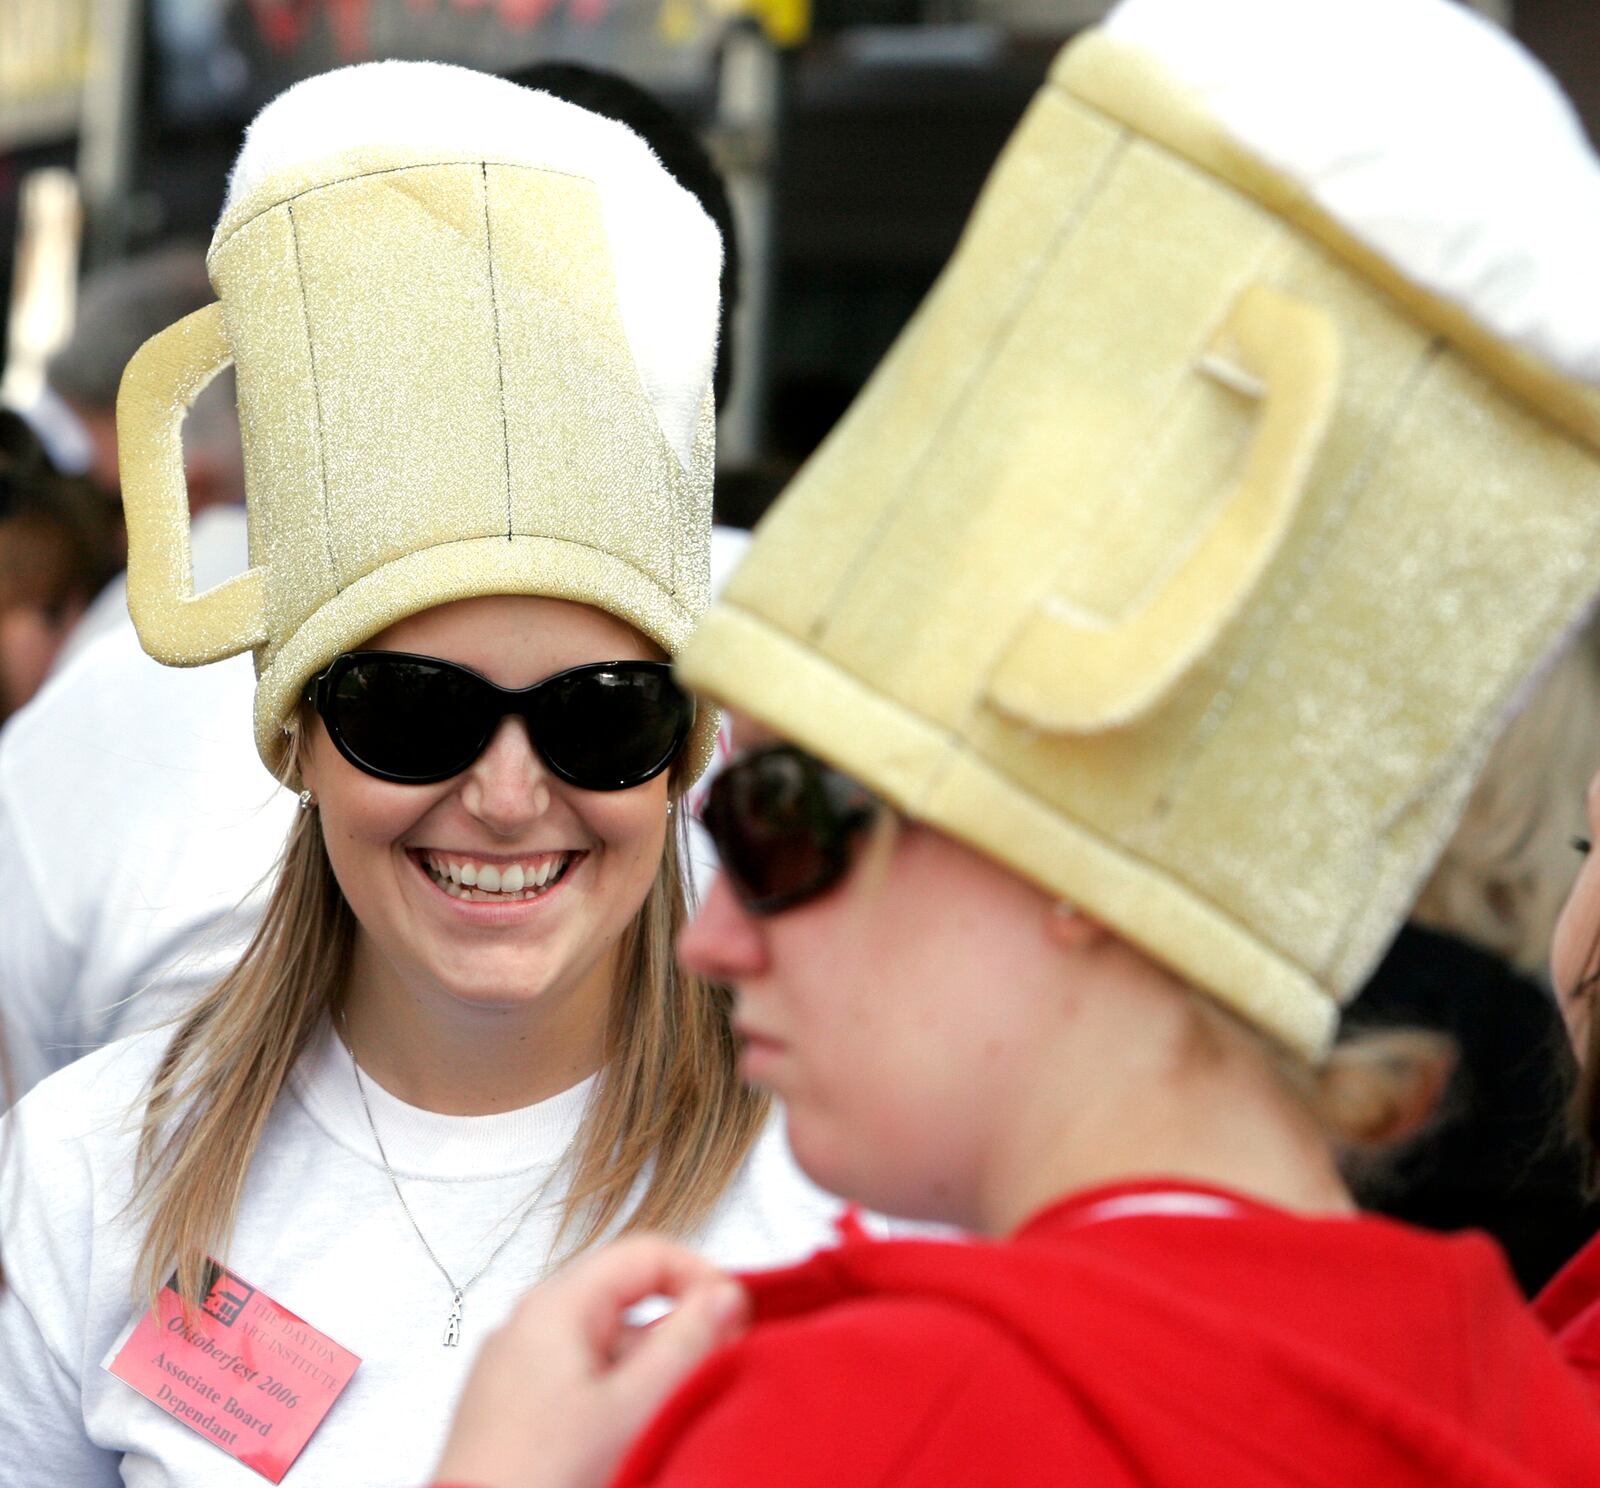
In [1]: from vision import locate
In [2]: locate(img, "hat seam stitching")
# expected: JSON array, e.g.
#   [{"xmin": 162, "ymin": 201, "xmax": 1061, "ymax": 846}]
[
  {"xmin": 805, "ymin": 125, "xmax": 1133, "ymax": 648},
  {"xmin": 215, "ymin": 155, "xmax": 600, "ymax": 251},
  {"xmin": 479, "ymin": 163, "xmax": 515, "ymax": 543},
  {"xmin": 226, "ymin": 160, "xmax": 696, "ymax": 483},
  {"xmin": 287, "ymin": 200, "xmax": 341, "ymax": 595}
]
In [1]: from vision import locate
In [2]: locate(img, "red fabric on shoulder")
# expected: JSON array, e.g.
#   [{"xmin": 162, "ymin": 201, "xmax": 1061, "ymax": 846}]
[
  {"xmin": 609, "ymin": 1181, "xmax": 1600, "ymax": 1488},
  {"xmin": 1534, "ymin": 1232, "xmax": 1600, "ymax": 1407},
  {"xmin": 613, "ymin": 1291, "xmax": 1120, "ymax": 1487}
]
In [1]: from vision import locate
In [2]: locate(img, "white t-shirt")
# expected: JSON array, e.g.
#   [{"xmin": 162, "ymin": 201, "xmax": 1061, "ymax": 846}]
[
  {"xmin": 0, "ymin": 518, "xmax": 751, "ymax": 1100},
  {"xmin": 0, "ymin": 574, "xmax": 294, "ymax": 1097},
  {"xmin": 0, "ymin": 1024, "xmax": 851, "ymax": 1486}
]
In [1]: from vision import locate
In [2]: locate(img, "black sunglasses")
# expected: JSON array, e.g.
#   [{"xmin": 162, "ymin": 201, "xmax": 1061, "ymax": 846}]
[
  {"xmin": 701, "ymin": 744, "xmax": 879, "ymax": 914},
  {"xmin": 306, "ymin": 651, "xmax": 694, "ymax": 789}
]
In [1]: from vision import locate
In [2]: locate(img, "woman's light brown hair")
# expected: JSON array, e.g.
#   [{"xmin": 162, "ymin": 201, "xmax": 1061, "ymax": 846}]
[{"xmin": 132, "ymin": 728, "xmax": 766, "ymax": 1304}]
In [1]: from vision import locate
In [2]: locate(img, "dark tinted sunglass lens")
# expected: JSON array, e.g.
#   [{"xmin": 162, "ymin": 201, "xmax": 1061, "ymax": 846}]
[
  {"xmin": 326, "ymin": 658, "xmax": 487, "ymax": 780},
  {"xmin": 706, "ymin": 750, "xmax": 839, "ymax": 909},
  {"xmin": 534, "ymin": 665, "xmax": 691, "ymax": 789}
]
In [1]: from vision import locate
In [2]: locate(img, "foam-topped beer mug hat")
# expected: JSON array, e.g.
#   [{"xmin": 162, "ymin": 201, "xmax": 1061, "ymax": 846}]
[
  {"xmin": 117, "ymin": 61, "xmax": 722, "ymax": 781},
  {"xmin": 680, "ymin": 0, "xmax": 1600, "ymax": 1059}
]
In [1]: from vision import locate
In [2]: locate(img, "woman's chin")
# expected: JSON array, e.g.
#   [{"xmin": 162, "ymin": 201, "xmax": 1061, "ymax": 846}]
[
  {"xmin": 438, "ymin": 979, "xmax": 559, "ymax": 1013},
  {"xmin": 780, "ymin": 1117, "xmax": 861, "ymax": 1203}
]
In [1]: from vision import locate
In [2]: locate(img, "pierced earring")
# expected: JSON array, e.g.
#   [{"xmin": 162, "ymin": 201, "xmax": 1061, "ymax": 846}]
[
  {"xmin": 666, "ymin": 800, "xmax": 676, "ymax": 818},
  {"xmin": 298, "ymin": 788, "xmax": 316, "ymax": 812}
]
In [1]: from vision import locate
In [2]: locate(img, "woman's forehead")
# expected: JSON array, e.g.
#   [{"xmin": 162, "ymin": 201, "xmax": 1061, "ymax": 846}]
[{"xmin": 366, "ymin": 594, "xmax": 660, "ymax": 682}]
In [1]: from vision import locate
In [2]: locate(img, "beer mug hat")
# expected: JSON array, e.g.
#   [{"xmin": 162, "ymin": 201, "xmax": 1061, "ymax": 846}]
[
  {"xmin": 679, "ymin": 0, "xmax": 1600, "ymax": 1058},
  {"xmin": 117, "ymin": 61, "xmax": 722, "ymax": 781}
]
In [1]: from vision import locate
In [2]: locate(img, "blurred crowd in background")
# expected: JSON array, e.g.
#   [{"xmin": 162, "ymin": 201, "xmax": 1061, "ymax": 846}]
[{"xmin": 4, "ymin": 0, "xmax": 1600, "ymax": 1298}]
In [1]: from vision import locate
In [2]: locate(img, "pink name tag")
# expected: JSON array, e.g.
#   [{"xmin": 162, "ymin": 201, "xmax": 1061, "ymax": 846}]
[{"xmin": 107, "ymin": 1262, "xmax": 360, "ymax": 1483}]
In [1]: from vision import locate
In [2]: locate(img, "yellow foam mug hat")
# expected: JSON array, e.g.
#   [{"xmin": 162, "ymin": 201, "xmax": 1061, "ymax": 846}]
[
  {"xmin": 680, "ymin": 0, "xmax": 1600, "ymax": 1058},
  {"xmin": 118, "ymin": 61, "xmax": 722, "ymax": 780}
]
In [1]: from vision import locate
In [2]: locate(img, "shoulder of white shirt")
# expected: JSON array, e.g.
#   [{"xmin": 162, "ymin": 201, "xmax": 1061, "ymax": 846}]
[{"xmin": 3, "ymin": 1025, "xmax": 173, "ymax": 1148}]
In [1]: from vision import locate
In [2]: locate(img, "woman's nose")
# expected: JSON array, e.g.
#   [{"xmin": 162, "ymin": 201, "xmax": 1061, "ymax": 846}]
[
  {"xmin": 677, "ymin": 872, "xmax": 769, "ymax": 982},
  {"xmin": 458, "ymin": 716, "xmax": 552, "ymax": 834}
]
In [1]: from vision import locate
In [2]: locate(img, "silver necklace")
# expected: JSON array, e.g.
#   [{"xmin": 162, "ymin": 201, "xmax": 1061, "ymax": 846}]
[{"xmin": 341, "ymin": 1017, "xmax": 557, "ymax": 1347}]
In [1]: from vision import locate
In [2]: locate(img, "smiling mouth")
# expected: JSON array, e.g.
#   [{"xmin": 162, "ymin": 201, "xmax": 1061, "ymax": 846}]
[{"xmin": 417, "ymin": 849, "xmax": 580, "ymax": 903}]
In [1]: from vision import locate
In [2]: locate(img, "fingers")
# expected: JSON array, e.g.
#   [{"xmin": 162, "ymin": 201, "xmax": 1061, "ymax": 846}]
[
  {"xmin": 513, "ymin": 1234, "xmax": 732, "ymax": 1361},
  {"xmin": 606, "ymin": 1274, "xmax": 748, "ymax": 1420},
  {"xmin": 433, "ymin": 1237, "xmax": 749, "ymax": 1488},
  {"xmin": 540, "ymin": 1234, "xmax": 724, "ymax": 1309}
]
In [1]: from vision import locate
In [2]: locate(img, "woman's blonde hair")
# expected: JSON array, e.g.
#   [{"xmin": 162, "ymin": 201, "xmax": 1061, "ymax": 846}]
[
  {"xmin": 132, "ymin": 729, "xmax": 766, "ymax": 1304},
  {"xmin": 1219, "ymin": 1003, "xmax": 1455, "ymax": 1154}
]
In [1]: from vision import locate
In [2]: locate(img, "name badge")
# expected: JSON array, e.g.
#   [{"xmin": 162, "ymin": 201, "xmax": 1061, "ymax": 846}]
[{"xmin": 106, "ymin": 1261, "xmax": 360, "ymax": 1483}]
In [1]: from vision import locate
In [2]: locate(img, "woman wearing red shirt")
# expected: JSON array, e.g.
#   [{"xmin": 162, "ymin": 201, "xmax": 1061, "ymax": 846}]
[{"xmin": 433, "ymin": 0, "xmax": 1600, "ymax": 1482}]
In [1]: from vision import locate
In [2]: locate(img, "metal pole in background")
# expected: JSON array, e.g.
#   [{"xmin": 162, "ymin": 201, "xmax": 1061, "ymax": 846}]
[
  {"xmin": 1, "ymin": 169, "xmax": 83, "ymax": 410},
  {"xmin": 714, "ymin": 22, "xmax": 783, "ymax": 467},
  {"xmin": 78, "ymin": 0, "xmax": 144, "ymax": 271}
]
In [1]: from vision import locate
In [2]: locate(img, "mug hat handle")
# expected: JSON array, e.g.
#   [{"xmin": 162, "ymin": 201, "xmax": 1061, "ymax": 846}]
[
  {"xmin": 987, "ymin": 283, "xmax": 1343, "ymax": 733},
  {"xmin": 118, "ymin": 301, "xmax": 269, "ymax": 664}
]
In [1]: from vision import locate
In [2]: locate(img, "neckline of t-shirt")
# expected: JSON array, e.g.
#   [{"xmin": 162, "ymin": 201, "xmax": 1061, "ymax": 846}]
[
  {"xmin": 287, "ymin": 1019, "xmax": 597, "ymax": 1181},
  {"xmin": 1015, "ymin": 1177, "xmax": 1287, "ymax": 1240}
]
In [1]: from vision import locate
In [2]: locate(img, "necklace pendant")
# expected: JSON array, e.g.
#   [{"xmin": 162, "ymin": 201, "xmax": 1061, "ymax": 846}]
[{"xmin": 444, "ymin": 1290, "xmax": 463, "ymax": 1348}]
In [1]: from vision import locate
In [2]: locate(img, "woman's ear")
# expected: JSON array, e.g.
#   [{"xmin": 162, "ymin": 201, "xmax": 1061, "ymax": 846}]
[
  {"xmin": 284, "ymin": 713, "xmax": 317, "ymax": 796},
  {"xmin": 1044, "ymin": 899, "xmax": 1111, "ymax": 954}
]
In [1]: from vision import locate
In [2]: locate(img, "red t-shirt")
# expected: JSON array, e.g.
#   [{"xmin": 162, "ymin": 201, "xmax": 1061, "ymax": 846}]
[
  {"xmin": 612, "ymin": 1181, "xmax": 1600, "ymax": 1487},
  {"xmin": 1535, "ymin": 1230, "xmax": 1600, "ymax": 1408}
]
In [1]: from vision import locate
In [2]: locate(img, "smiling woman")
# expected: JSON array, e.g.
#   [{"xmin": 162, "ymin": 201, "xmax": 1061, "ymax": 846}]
[
  {"xmin": 294, "ymin": 597, "xmax": 686, "ymax": 1114},
  {"xmin": 0, "ymin": 61, "xmax": 846, "ymax": 1488}
]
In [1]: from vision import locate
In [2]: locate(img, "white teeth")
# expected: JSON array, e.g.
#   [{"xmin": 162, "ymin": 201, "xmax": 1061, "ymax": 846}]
[{"xmin": 423, "ymin": 852, "xmax": 572, "ymax": 899}]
